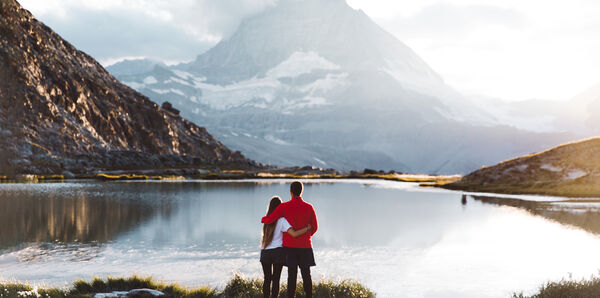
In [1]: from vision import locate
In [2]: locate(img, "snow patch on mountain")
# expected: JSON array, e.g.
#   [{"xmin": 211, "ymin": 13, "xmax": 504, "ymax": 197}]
[
  {"xmin": 143, "ymin": 76, "xmax": 158, "ymax": 85},
  {"xmin": 265, "ymin": 135, "xmax": 290, "ymax": 145},
  {"xmin": 299, "ymin": 73, "xmax": 349, "ymax": 93},
  {"xmin": 165, "ymin": 76, "xmax": 193, "ymax": 87},
  {"xmin": 567, "ymin": 169, "xmax": 586, "ymax": 180},
  {"xmin": 133, "ymin": 51, "xmax": 349, "ymax": 111},
  {"xmin": 123, "ymin": 81, "xmax": 145, "ymax": 90},
  {"xmin": 540, "ymin": 164, "xmax": 561, "ymax": 172},
  {"xmin": 313, "ymin": 157, "xmax": 327, "ymax": 166},
  {"xmin": 151, "ymin": 88, "xmax": 185, "ymax": 96},
  {"xmin": 266, "ymin": 51, "xmax": 340, "ymax": 78}
]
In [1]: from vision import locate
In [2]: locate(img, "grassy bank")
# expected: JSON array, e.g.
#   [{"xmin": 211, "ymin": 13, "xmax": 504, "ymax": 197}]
[
  {"xmin": 514, "ymin": 276, "xmax": 600, "ymax": 298},
  {"xmin": 0, "ymin": 174, "xmax": 66, "ymax": 183},
  {"xmin": 95, "ymin": 173, "xmax": 186, "ymax": 181},
  {"xmin": 0, "ymin": 169, "xmax": 459, "ymax": 186},
  {"xmin": 0, "ymin": 275, "xmax": 375, "ymax": 298},
  {"xmin": 91, "ymin": 170, "xmax": 459, "ymax": 185}
]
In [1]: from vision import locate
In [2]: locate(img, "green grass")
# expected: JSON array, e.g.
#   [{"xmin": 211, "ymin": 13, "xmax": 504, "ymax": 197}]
[
  {"xmin": 95, "ymin": 173, "xmax": 185, "ymax": 181},
  {"xmin": 95, "ymin": 173, "xmax": 151, "ymax": 181},
  {"xmin": 0, "ymin": 275, "xmax": 375, "ymax": 298},
  {"xmin": 0, "ymin": 283, "xmax": 70, "ymax": 298},
  {"xmin": 221, "ymin": 274, "xmax": 375, "ymax": 298},
  {"xmin": 3, "ymin": 169, "xmax": 455, "ymax": 186},
  {"xmin": 513, "ymin": 276, "xmax": 600, "ymax": 298},
  {"xmin": 37, "ymin": 175, "xmax": 65, "ymax": 181},
  {"xmin": 254, "ymin": 171, "xmax": 459, "ymax": 185}
]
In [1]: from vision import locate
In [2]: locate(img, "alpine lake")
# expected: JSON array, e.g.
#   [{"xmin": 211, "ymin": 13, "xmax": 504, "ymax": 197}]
[{"xmin": 1, "ymin": 179, "xmax": 599, "ymax": 298}]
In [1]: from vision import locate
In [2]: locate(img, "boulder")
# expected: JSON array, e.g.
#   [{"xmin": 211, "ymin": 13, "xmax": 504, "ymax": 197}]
[{"xmin": 161, "ymin": 101, "xmax": 180, "ymax": 115}]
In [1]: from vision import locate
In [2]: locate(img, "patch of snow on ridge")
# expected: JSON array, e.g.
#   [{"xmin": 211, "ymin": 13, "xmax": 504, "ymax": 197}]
[
  {"xmin": 540, "ymin": 164, "xmax": 561, "ymax": 172},
  {"xmin": 151, "ymin": 88, "xmax": 185, "ymax": 96},
  {"xmin": 173, "ymin": 70, "xmax": 194, "ymax": 80},
  {"xmin": 173, "ymin": 68, "xmax": 347, "ymax": 111},
  {"xmin": 128, "ymin": 53, "xmax": 347, "ymax": 111},
  {"xmin": 293, "ymin": 96, "xmax": 329, "ymax": 109},
  {"xmin": 265, "ymin": 135, "xmax": 290, "ymax": 145},
  {"xmin": 567, "ymin": 170, "xmax": 587, "ymax": 180},
  {"xmin": 192, "ymin": 76, "xmax": 280, "ymax": 110},
  {"xmin": 299, "ymin": 73, "xmax": 349, "ymax": 94},
  {"xmin": 516, "ymin": 164, "xmax": 529, "ymax": 171},
  {"xmin": 143, "ymin": 76, "xmax": 158, "ymax": 85},
  {"xmin": 313, "ymin": 157, "xmax": 327, "ymax": 166},
  {"xmin": 124, "ymin": 81, "xmax": 145, "ymax": 90},
  {"xmin": 167, "ymin": 76, "xmax": 193, "ymax": 87},
  {"xmin": 266, "ymin": 51, "xmax": 340, "ymax": 79}
]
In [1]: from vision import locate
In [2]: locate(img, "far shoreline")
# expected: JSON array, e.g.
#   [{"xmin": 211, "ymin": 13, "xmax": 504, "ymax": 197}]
[
  {"xmin": 7, "ymin": 169, "xmax": 600, "ymax": 199},
  {"xmin": 0, "ymin": 168, "xmax": 461, "ymax": 186}
]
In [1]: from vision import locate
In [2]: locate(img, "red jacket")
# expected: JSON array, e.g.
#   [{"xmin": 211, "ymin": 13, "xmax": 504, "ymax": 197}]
[{"xmin": 261, "ymin": 196, "xmax": 318, "ymax": 248}]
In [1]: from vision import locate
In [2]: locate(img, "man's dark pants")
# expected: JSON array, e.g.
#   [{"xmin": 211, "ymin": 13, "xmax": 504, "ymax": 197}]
[{"xmin": 284, "ymin": 247, "xmax": 316, "ymax": 298}]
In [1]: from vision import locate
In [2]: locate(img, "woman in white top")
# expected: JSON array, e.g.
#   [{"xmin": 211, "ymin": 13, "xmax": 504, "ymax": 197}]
[{"xmin": 261, "ymin": 196, "xmax": 311, "ymax": 298}]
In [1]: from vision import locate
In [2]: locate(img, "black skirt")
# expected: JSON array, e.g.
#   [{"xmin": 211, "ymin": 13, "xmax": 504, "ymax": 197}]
[
  {"xmin": 284, "ymin": 247, "xmax": 316, "ymax": 267},
  {"xmin": 260, "ymin": 247, "xmax": 286, "ymax": 265}
]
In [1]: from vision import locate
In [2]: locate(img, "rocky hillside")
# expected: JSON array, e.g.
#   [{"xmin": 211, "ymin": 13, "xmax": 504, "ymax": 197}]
[
  {"xmin": 447, "ymin": 138, "xmax": 600, "ymax": 197},
  {"xmin": 0, "ymin": 0, "xmax": 255, "ymax": 175}
]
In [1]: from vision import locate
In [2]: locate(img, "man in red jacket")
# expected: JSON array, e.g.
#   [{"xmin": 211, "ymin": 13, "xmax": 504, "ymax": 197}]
[{"xmin": 261, "ymin": 181, "xmax": 318, "ymax": 298}]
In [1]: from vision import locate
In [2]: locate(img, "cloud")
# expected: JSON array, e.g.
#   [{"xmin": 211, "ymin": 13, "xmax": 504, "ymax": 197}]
[
  {"xmin": 34, "ymin": 7, "xmax": 213, "ymax": 64},
  {"xmin": 18, "ymin": 0, "xmax": 278, "ymax": 64},
  {"xmin": 356, "ymin": 0, "xmax": 600, "ymax": 101},
  {"xmin": 381, "ymin": 2, "xmax": 526, "ymax": 40}
]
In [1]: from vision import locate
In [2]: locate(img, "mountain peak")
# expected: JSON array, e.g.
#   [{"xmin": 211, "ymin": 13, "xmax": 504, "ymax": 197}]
[{"xmin": 187, "ymin": 0, "xmax": 442, "ymax": 89}]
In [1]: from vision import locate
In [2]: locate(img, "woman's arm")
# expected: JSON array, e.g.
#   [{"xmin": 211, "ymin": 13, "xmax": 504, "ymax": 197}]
[
  {"xmin": 286, "ymin": 224, "xmax": 312, "ymax": 238},
  {"xmin": 262, "ymin": 204, "xmax": 284, "ymax": 224}
]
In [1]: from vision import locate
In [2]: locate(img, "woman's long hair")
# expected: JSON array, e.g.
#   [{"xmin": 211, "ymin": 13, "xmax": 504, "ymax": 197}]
[{"xmin": 261, "ymin": 196, "xmax": 282, "ymax": 248}]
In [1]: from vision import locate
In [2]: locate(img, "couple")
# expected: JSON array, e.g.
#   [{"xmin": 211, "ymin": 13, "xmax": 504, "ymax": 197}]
[{"xmin": 260, "ymin": 181, "xmax": 318, "ymax": 298}]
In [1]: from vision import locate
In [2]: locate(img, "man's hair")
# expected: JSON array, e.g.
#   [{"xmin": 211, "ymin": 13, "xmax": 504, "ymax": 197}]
[{"xmin": 290, "ymin": 181, "xmax": 303, "ymax": 197}]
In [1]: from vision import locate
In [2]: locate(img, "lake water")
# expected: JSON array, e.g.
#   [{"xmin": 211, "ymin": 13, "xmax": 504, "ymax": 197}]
[{"xmin": 1, "ymin": 179, "xmax": 600, "ymax": 298}]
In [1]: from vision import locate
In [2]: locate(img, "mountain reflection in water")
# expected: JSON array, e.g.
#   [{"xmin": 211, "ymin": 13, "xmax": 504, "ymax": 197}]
[
  {"xmin": 0, "ymin": 183, "xmax": 177, "ymax": 251},
  {"xmin": 472, "ymin": 195, "xmax": 600, "ymax": 236}
]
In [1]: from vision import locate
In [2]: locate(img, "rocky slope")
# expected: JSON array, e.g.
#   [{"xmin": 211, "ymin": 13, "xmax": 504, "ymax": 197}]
[
  {"xmin": 0, "ymin": 0, "xmax": 255, "ymax": 175},
  {"xmin": 109, "ymin": 0, "xmax": 572, "ymax": 174},
  {"xmin": 447, "ymin": 138, "xmax": 600, "ymax": 197}
]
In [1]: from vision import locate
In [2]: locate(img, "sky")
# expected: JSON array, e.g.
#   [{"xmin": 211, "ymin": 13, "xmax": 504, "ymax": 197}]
[{"xmin": 17, "ymin": 0, "xmax": 600, "ymax": 101}]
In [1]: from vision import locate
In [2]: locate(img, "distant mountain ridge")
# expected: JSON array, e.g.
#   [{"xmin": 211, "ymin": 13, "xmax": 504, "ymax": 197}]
[
  {"xmin": 0, "ymin": 0, "xmax": 255, "ymax": 175},
  {"xmin": 471, "ymin": 82, "xmax": 600, "ymax": 135},
  {"xmin": 108, "ymin": 0, "xmax": 573, "ymax": 174}
]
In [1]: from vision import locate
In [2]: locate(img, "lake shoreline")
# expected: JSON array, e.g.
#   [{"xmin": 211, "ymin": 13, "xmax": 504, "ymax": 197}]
[{"xmin": 0, "ymin": 168, "xmax": 461, "ymax": 185}]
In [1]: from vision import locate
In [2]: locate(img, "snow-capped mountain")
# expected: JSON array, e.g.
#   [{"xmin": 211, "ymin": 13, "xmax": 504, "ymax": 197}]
[{"xmin": 108, "ymin": 0, "xmax": 572, "ymax": 174}]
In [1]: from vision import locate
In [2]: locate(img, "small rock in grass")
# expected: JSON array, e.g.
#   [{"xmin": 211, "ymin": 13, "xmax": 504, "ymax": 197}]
[{"xmin": 127, "ymin": 289, "xmax": 165, "ymax": 297}]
